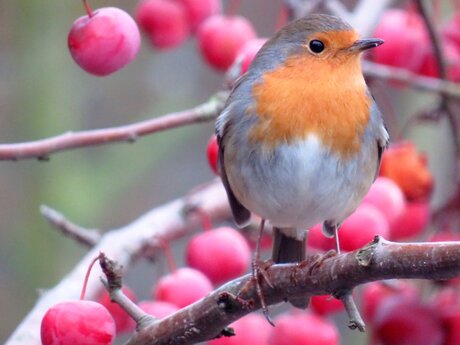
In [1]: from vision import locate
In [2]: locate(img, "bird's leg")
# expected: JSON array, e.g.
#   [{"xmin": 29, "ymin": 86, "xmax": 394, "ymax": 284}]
[
  {"xmin": 252, "ymin": 218, "xmax": 275, "ymax": 325},
  {"xmin": 334, "ymin": 224, "xmax": 341, "ymax": 255}
]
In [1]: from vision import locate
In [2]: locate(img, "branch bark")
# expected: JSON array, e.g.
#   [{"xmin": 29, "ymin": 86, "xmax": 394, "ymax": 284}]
[
  {"xmin": 5, "ymin": 180, "xmax": 231, "ymax": 345},
  {"xmin": 126, "ymin": 237, "xmax": 460, "ymax": 345},
  {"xmin": 0, "ymin": 92, "xmax": 227, "ymax": 161}
]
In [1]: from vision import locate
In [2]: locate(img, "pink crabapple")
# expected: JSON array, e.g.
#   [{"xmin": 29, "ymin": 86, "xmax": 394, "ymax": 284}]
[
  {"xmin": 362, "ymin": 176, "xmax": 406, "ymax": 225},
  {"xmin": 186, "ymin": 226, "xmax": 251, "ymax": 284},
  {"xmin": 208, "ymin": 313, "xmax": 271, "ymax": 345},
  {"xmin": 68, "ymin": 7, "xmax": 141, "ymax": 76},
  {"xmin": 136, "ymin": 0, "xmax": 190, "ymax": 50},
  {"xmin": 371, "ymin": 8, "xmax": 429, "ymax": 73},
  {"xmin": 269, "ymin": 311, "xmax": 340, "ymax": 345},
  {"xmin": 207, "ymin": 134, "xmax": 219, "ymax": 175},
  {"xmin": 153, "ymin": 267, "xmax": 213, "ymax": 308},
  {"xmin": 338, "ymin": 203, "xmax": 390, "ymax": 251},
  {"xmin": 177, "ymin": 0, "xmax": 221, "ymax": 32},
  {"xmin": 310, "ymin": 294, "xmax": 344, "ymax": 316},
  {"xmin": 41, "ymin": 300, "xmax": 116, "ymax": 345},
  {"xmin": 197, "ymin": 14, "xmax": 256, "ymax": 70}
]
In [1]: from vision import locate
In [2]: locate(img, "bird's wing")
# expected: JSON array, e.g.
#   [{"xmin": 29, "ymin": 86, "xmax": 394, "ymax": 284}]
[
  {"xmin": 216, "ymin": 129, "xmax": 251, "ymax": 228},
  {"xmin": 374, "ymin": 123, "xmax": 390, "ymax": 181}
]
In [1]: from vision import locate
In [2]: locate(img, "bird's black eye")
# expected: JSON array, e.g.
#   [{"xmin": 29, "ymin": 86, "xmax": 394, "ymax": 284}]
[{"xmin": 309, "ymin": 39, "xmax": 325, "ymax": 53}]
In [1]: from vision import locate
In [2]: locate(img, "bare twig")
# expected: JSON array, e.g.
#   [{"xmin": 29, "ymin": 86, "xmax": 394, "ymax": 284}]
[
  {"xmin": 126, "ymin": 237, "xmax": 460, "ymax": 345},
  {"xmin": 341, "ymin": 293, "xmax": 365, "ymax": 332},
  {"xmin": 40, "ymin": 205, "xmax": 101, "ymax": 247},
  {"xmin": 362, "ymin": 61, "xmax": 460, "ymax": 98},
  {"xmin": 0, "ymin": 92, "xmax": 228, "ymax": 161},
  {"xmin": 99, "ymin": 253, "xmax": 153, "ymax": 325},
  {"xmin": 5, "ymin": 180, "xmax": 231, "ymax": 345}
]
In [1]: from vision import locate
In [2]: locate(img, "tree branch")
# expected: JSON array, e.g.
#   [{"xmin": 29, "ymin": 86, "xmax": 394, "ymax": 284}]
[
  {"xmin": 40, "ymin": 205, "xmax": 101, "ymax": 247},
  {"xmin": 362, "ymin": 61, "xmax": 460, "ymax": 98},
  {"xmin": 0, "ymin": 92, "xmax": 228, "ymax": 161},
  {"xmin": 126, "ymin": 237, "xmax": 460, "ymax": 345},
  {"xmin": 5, "ymin": 180, "xmax": 231, "ymax": 345}
]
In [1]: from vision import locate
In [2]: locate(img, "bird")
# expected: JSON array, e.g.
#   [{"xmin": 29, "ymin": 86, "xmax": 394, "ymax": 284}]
[{"xmin": 216, "ymin": 13, "xmax": 389, "ymax": 310}]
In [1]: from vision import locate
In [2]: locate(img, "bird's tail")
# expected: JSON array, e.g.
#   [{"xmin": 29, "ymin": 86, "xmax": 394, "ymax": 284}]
[{"xmin": 272, "ymin": 227, "xmax": 309, "ymax": 309}]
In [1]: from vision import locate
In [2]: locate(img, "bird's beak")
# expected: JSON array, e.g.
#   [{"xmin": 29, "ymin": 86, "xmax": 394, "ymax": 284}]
[{"xmin": 348, "ymin": 38, "xmax": 384, "ymax": 53}]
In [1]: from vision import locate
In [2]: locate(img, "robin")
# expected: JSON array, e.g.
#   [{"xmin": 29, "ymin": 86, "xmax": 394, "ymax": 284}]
[{"xmin": 216, "ymin": 14, "xmax": 389, "ymax": 310}]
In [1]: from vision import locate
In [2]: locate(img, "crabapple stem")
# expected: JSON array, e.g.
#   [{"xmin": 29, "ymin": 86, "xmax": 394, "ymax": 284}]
[
  {"xmin": 82, "ymin": 0, "xmax": 93, "ymax": 17},
  {"xmin": 159, "ymin": 239, "xmax": 177, "ymax": 273},
  {"xmin": 80, "ymin": 253, "xmax": 102, "ymax": 300}
]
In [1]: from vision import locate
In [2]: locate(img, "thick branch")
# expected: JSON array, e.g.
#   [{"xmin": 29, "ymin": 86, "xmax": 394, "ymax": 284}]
[
  {"xmin": 0, "ymin": 92, "xmax": 227, "ymax": 161},
  {"xmin": 127, "ymin": 237, "xmax": 460, "ymax": 345},
  {"xmin": 5, "ymin": 180, "xmax": 231, "ymax": 345}
]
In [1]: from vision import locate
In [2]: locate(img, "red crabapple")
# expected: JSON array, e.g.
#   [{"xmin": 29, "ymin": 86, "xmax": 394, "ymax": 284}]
[
  {"xmin": 361, "ymin": 281, "xmax": 418, "ymax": 324},
  {"xmin": 379, "ymin": 141, "xmax": 433, "ymax": 201},
  {"xmin": 310, "ymin": 295, "xmax": 344, "ymax": 316},
  {"xmin": 136, "ymin": 0, "xmax": 189, "ymax": 50},
  {"xmin": 371, "ymin": 9, "xmax": 429, "ymax": 73},
  {"xmin": 198, "ymin": 15, "xmax": 256, "ymax": 70},
  {"xmin": 177, "ymin": 0, "xmax": 221, "ymax": 32},
  {"xmin": 186, "ymin": 227, "xmax": 251, "ymax": 284},
  {"xmin": 362, "ymin": 177, "xmax": 405, "ymax": 225},
  {"xmin": 307, "ymin": 223, "xmax": 335, "ymax": 252},
  {"xmin": 138, "ymin": 300, "xmax": 179, "ymax": 318},
  {"xmin": 339, "ymin": 204, "xmax": 390, "ymax": 251},
  {"xmin": 389, "ymin": 201, "xmax": 430, "ymax": 240},
  {"xmin": 270, "ymin": 311, "xmax": 339, "ymax": 345},
  {"xmin": 41, "ymin": 300, "xmax": 116, "ymax": 345},
  {"xmin": 431, "ymin": 288, "xmax": 460, "ymax": 345},
  {"xmin": 373, "ymin": 296, "xmax": 444, "ymax": 345},
  {"xmin": 235, "ymin": 38, "xmax": 267, "ymax": 74},
  {"xmin": 153, "ymin": 267, "xmax": 213, "ymax": 308},
  {"xmin": 98, "ymin": 286, "xmax": 137, "ymax": 334},
  {"xmin": 208, "ymin": 313, "xmax": 271, "ymax": 345},
  {"xmin": 418, "ymin": 41, "xmax": 460, "ymax": 82},
  {"xmin": 207, "ymin": 134, "xmax": 219, "ymax": 175},
  {"xmin": 68, "ymin": 7, "xmax": 141, "ymax": 76}
]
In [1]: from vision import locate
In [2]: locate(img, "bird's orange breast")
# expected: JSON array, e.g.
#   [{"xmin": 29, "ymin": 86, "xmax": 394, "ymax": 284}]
[{"xmin": 249, "ymin": 52, "xmax": 371, "ymax": 159}]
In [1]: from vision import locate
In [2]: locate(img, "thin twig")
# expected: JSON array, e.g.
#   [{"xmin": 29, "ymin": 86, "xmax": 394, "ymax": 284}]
[
  {"xmin": 99, "ymin": 253, "xmax": 153, "ymax": 325},
  {"xmin": 0, "ymin": 92, "xmax": 228, "ymax": 161},
  {"xmin": 40, "ymin": 205, "xmax": 100, "ymax": 247},
  {"xmin": 341, "ymin": 293, "xmax": 365, "ymax": 332},
  {"xmin": 362, "ymin": 61, "xmax": 460, "ymax": 98}
]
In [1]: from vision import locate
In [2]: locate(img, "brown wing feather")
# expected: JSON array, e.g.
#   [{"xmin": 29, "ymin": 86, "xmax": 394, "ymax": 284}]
[{"xmin": 217, "ymin": 134, "xmax": 251, "ymax": 228}]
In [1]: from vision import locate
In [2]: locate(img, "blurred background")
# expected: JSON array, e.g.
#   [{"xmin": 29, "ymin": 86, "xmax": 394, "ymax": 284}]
[{"xmin": 0, "ymin": 0, "xmax": 457, "ymax": 344}]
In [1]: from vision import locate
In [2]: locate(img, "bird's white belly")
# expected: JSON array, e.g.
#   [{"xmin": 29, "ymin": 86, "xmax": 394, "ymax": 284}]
[{"xmin": 227, "ymin": 134, "xmax": 376, "ymax": 229}]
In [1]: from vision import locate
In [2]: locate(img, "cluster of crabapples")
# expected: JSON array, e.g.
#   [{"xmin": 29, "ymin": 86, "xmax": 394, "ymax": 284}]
[{"xmin": 68, "ymin": 0, "xmax": 262, "ymax": 76}]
